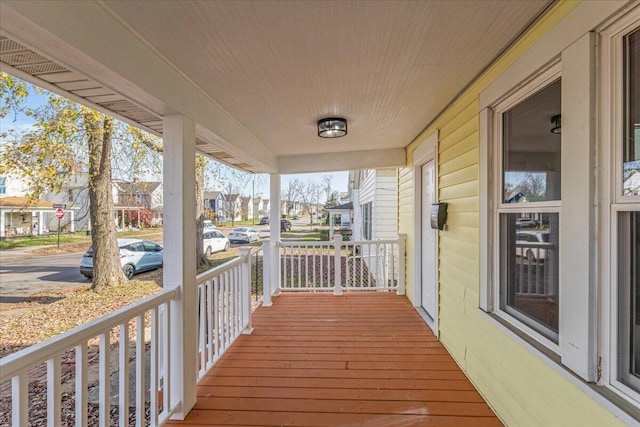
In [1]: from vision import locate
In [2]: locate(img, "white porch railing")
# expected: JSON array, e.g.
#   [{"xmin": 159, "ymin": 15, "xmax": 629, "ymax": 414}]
[
  {"xmin": 196, "ymin": 247, "xmax": 254, "ymax": 381},
  {"xmin": 275, "ymin": 235, "xmax": 405, "ymax": 295},
  {"xmin": 514, "ymin": 241, "xmax": 558, "ymax": 296},
  {"xmin": 0, "ymin": 287, "xmax": 179, "ymax": 427}
]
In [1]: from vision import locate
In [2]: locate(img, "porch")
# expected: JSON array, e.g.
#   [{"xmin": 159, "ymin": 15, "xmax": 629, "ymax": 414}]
[
  {"xmin": 1, "ymin": 237, "xmax": 501, "ymax": 426},
  {"xmin": 166, "ymin": 292, "xmax": 502, "ymax": 426}
]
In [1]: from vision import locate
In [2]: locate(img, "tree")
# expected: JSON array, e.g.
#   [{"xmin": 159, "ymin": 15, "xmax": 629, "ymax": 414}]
[
  {"xmin": 281, "ymin": 178, "xmax": 303, "ymax": 216},
  {"xmin": 322, "ymin": 174, "xmax": 333, "ymax": 203},
  {"xmin": 519, "ymin": 173, "xmax": 546, "ymax": 199},
  {"xmin": 0, "ymin": 73, "xmax": 160, "ymax": 291},
  {"xmin": 299, "ymin": 179, "xmax": 322, "ymax": 224}
]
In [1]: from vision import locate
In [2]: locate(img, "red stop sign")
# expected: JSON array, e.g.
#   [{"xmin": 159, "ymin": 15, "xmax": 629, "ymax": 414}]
[{"xmin": 55, "ymin": 208, "xmax": 64, "ymax": 219}]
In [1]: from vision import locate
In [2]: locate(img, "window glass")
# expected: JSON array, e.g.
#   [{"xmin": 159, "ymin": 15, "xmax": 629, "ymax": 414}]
[
  {"xmin": 501, "ymin": 212, "xmax": 559, "ymax": 342},
  {"xmin": 619, "ymin": 212, "xmax": 640, "ymax": 392},
  {"xmin": 624, "ymin": 29, "xmax": 640, "ymax": 196},
  {"xmin": 503, "ymin": 80, "xmax": 562, "ymax": 203}
]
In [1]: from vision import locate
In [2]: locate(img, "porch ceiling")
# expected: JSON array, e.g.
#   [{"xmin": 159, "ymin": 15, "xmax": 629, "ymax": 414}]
[{"xmin": 0, "ymin": 1, "xmax": 550, "ymax": 174}]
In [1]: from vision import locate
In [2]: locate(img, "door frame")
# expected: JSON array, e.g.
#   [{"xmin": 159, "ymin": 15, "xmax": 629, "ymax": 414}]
[{"xmin": 413, "ymin": 130, "xmax": 439, "ymax": 336}]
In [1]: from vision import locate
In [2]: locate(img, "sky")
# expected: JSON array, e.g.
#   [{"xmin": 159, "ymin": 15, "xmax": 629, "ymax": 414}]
[{"xmin": 1, "ymin": 80, "xmax": 348, "ymax": 202}]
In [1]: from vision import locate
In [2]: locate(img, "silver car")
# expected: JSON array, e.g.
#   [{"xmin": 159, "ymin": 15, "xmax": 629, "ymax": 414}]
[
  {"xmin": 228, "ymin": 227, "xmax": 260, "ymax": 243},
  {"xmin": 80, "ymin": 238, "xmax": 163, "ymax": 279}
]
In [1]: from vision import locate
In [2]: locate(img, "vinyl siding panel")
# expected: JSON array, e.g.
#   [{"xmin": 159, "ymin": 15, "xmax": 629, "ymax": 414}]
[
  {"xmin": 373, "ymin": 169, "xmax": 398, "ymax": 239},
  {"xmin": 398, "ymin": 1, "xmax": 625, "ymax": 425}
]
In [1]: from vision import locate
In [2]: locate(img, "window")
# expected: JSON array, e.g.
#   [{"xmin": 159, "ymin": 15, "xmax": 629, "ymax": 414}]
[
  {"xmin": 623, "ymin": 28, "xmax": 640, "ymax": 196},
  {"xmin": 67, "ymin": 189, "xmax": 73, "ymax": 202},
  {"xmin": 493, "ymin": 69, "xmax": 562, "ymax": 345},
  {"xmin": 0, "ymin": 176, "xmax": 5, "ymax": 195},
  {"xmin": 361, "ymin": 202, "xmax": 372, "ymax": 240},
  {"xmin": 613, "ymin": 20, "xmax": 640, "ymax": 399}
]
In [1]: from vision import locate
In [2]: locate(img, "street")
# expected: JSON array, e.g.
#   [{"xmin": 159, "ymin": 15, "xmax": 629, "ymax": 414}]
[
  {"xmin": 0, "ymin": 251, "xmax": 89, "ymax": 311},
  {"xmin": 0, "ymin": 217, "xmax": 317, "ymax": 317}
]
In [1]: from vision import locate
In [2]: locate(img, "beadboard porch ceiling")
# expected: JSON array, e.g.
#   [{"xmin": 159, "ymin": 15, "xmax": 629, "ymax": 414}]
[{"xmin": 0, "ymin": 1, "xmax": 550, "ymax": 174}]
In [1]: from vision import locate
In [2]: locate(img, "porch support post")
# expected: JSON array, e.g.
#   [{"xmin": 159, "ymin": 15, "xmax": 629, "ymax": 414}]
[
  {"xmin": 239, "ymin": 246, "xmax": 254, "ymax": 334},
  {"xmin": 0, "ymin": 211, "xmax": 5, "ymax": 238},
  {"xmin": 397, "ymin": 233, "xmax": 406, "ymax": 295},
  {"xmin": 262, "ymin": 240, "xmax": 272, "ymax": 307},
  {"xmin": 38, "ymin": 211, "xmax": 43, "ymax": 235},
  {"xmin": 69, "ymin": 210, "xmax": 75, "ymax": 233},
  {"xmin": 333, "ymin": 234, "xmax": 343, "ymax": 296},
  {"xmin": 163, "ymin": 114, "xmax": 197, "ymax": 419},
  {"xmin": 269, "ymin": 173, "xmax": 281, "ymax": 297},
  {"xmin": 329, "ymin": 213, "xmax": 335, "ymax": 240}
]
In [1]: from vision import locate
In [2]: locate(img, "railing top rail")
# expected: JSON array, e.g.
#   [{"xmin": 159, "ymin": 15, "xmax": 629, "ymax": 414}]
[
  {"xmin": 279, "ymin": 238, "xmax": 400, "ymax": 247},
  {"xmin": 0, "ymin": 286, "xmax": 179, "ymax": 380},
  {"xmin": 196, "ymin": 247, "xmax": 255, "ymax": 282}
]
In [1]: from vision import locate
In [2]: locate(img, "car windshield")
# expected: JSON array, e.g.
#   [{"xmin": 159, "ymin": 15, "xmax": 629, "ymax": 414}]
[{"xmin": 233, "ymin": 228, "xmax": 248, "ymax": 232}]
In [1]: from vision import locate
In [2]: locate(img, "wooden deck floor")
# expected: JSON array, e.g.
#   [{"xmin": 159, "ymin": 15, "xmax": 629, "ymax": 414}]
[{"xmin": 166, "ymin": 293, "xmax": 502, "ymax": 426}]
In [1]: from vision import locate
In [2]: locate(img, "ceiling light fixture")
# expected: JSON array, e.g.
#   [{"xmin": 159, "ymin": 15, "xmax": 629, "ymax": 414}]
[
  {"xmin": 550, "ymin": 114, "xmax": 561, "ymax": 134},
  {"xmin": 317, "ymin": 117, "xmax": 347, "ymax": 138}
]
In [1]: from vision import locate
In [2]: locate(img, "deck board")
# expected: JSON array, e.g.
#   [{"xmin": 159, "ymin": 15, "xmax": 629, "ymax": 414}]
[{"xmin": 166, "ymin": 293, "xmax": 502, "ymax": 426}]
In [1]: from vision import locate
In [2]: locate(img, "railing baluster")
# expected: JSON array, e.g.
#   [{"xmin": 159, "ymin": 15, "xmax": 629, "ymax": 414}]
[
  {"xmin": 207, "ymin": 279, "xmax": 214, "ymax": 366},
  {"xmin": 162, "ymin": 302, "xmax": 171, "ymax": 421},
  {"xmin": 199, "ymin": 283, "xmax": 206, "ymax": 377},
  {"xmin": 75, "ymin": 342, "xmax": 88, "ymax": 427},
  {"xmin": 135, "ymin": 314, "xmax": 145, "ymax": 427},
  {"xmin": 150, "ymin": 307, "xmax": 159, "ymax": 426},
  {"xmin": 214, "ymin": 278, "xmax": 220, "ymax": 360},
  {"xmin": 47, "ymin": 355, "xmax": 61, "ymax": 427},
  {"xmin": 98, "ymin": 332, "xmax": 111, "ymax": 427},
  {"xmin": 12, "ymin": 372, "xmax": 28, "ymax": 426},
  {"xmin": 119, "ymin": 324, "xmax": 129, "ymax": 427}
]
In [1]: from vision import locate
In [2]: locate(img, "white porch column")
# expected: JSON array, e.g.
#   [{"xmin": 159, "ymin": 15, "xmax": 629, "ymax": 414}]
[
  {"xmin": 269, "ymin": 173, "xmax": 281, "ymax": 297},
  {"xmin": 38, "ymin": 212, "xmax": 43, "ymax": 235},
  {"xmin": 163, "ymin": 114, "xmax": 197, "ymax": 419},
  {"xmin": 0, "ymin": 211, "xmax": 5, "ymax": 238},
  {"xmin": 69, "ymin": 210, "xmax": 75, "ymax": 233}
]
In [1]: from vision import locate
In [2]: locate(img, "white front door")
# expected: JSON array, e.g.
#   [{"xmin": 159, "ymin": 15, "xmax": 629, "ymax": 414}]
[{"xmin": 421, "ymin": 159, "xmax": 437, "ymax": 319}]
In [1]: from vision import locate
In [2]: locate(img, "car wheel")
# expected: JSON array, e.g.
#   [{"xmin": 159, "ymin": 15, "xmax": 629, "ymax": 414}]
[
  {"xmin": 205, "ymin": 246, "xmax": 212, "ymax": 256},
  {"xmin": 82, "ymin": 274, "xmax": 92, "ymax": 280},
  {"xmin": 224, "ymin": 242, "xmax": 230, "ymax": 251},
  {"xmin": 123, "ymin": 264, "xmax": 135, "ymax": 279}
]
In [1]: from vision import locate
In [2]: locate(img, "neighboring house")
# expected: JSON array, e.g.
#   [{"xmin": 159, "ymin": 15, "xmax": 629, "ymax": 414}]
[
  {"xmin": 252, "ymin": 197, "xmax": 264, "ymax": 221},
  {"xmin": 222, "ymin": 193, "xmax": 242, "ymax": 221},
  {"xmin": 0, "ymin": 174, "xmax": 29, "ymax": 198},
  {"xmin": 349, "ymin": 169, "xmax": 398, "ymax": 241},
  {"xmin": 112, "ymin": 180, "xmax": 163, "ymax": 228},
  {"xmin": 40, "ymin": 172, "xmax": 90, "ymax": 232},
  {"xmin": 0, "ymin": 197, "xmax": 77, "ymax": 237},
  {"xmin": 240, "ymin": 196, "xmax": 253, "ymax": 221},
  {"xmin": 203, "ymin": 191, "xmax": 225, "ymax": 222},
  {"xmin": 262, "ymin": 199, "xmax": 270, "ymax": 217}
]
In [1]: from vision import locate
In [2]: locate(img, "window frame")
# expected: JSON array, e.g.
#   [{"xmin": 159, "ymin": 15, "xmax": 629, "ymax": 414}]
[
  {"xmin": 600, "ymin": 7, "xmax": 640, "ymax": 405},
  {"xmin": 489, "ymin": 63, "xmax": 563, "ymax": 352}
]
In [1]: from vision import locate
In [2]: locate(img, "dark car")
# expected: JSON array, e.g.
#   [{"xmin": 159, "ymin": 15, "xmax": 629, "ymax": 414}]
[
  {"xmin": 259, "ymin": 216, "xmax": 269, "ymax": 225},
  {"xmin": 281, "ymin": 219, "xmax": 292, "ymax": 232}
]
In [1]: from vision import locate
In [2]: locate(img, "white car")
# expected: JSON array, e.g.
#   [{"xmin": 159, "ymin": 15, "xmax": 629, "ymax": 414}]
[
  {"xmin": 80, "ymin": 238, "xmax": 163, "ymax": 279},
  {"xmin": 203, "ymin": 230, "xmax": 230, "ymax": 255},
  {"xmin": 228, "ymin": 227, "xmax": 260, "ymax": 243}
]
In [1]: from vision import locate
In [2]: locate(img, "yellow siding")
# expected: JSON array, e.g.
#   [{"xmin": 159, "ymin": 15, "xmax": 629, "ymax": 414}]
[{"xmin": 398, "ymin": 1, "xmax": 625, "ymax": 425}]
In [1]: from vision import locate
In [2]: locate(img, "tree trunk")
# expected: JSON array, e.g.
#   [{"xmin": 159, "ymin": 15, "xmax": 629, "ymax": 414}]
[
  {"xmin": 196, "ymin": 155, "xmax": 209, "ymax": 268},
  {"xmin": 87, "ymin": 114, "xmax": 126, "ymax": 291}
]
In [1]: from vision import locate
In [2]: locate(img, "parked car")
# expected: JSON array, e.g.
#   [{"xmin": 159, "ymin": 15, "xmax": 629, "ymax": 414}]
[
  {"xmin": 292, "ymin": 215, "xmax": 299, "ymax": 220},
  {"xmin": 259, "ymin": 216, "xmax": 269, "ymax": 225},
  {"xmin": 515, "ymin": 230, "xmax": 552, "ymax": 262},
  {"xmin": 228, "ymin": 227, "xmax": 260, "ymax": 243},
  {"xmin": 80, "ymin": 238, "xmax": 163, "ymax": 280},
  {"xmin": 515, "ymin": 217, "xmax": 538, "ymax": 228},
  {"xmin": 203, "ymin": 230, "xmax": 230, "ymax": 255},
  {"xmin": 281, "ymin": 219, "xmax": 292, "ymax": 232},
  {"xmin": 203, "ymin": 220, "xmax": 216, "ymax": 230}
]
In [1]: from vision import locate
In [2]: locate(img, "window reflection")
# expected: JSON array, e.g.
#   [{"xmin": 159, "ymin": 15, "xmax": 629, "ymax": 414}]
[
  {"xmin": 503, "ymin": 80, "xmax": 562, "ymax": 203},
  {"xmin": 501, "ymin": 212, "xmax": 559, "ymax": 342}
]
